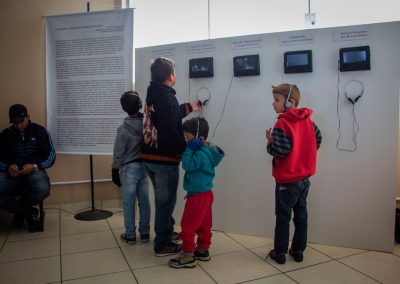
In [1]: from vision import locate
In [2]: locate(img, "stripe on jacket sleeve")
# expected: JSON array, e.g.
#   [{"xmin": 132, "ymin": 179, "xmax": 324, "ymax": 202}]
[
  {"xmin": 40, "ymin": 129, "xmax": 56, "ymax": 169},
  {"xmin": 269, "ymin": 128, "xmax": 291, "ymax": 158},
  {"xmin": 313, "ymin": 122, "xmax": 322, "ymax": 150}
]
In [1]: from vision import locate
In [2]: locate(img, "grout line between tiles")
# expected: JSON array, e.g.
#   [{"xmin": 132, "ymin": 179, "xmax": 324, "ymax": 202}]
[
  {"xmin": 336, "ymin": 255, "xmax": 383, "ymax": 284},
  {"xmin": 59, "ymin": 269, "xmax": 132, "ymax": 283},
  {"xmin": 197, "ymin": 262, "xmax": 218, "ymax": 284},
  {"xmin": 58, "ymin": 207, "xmax": 63, "ymax": 283},
  {"xmin": 106, "ymin": 215, "xmax": 140, "ymax": 284}
]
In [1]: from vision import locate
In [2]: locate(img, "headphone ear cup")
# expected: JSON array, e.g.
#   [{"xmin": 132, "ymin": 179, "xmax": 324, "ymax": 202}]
[
  {"xmin": 285, "ymin": 100, "xmax": 292, "ymax": 109},
  {"xmin": 354, "ymin": 95, "xmax": 361, "ymax": 102},
  {"xmin": 347, "ymin": 97, "xmax": 355, "ymax": 104}
]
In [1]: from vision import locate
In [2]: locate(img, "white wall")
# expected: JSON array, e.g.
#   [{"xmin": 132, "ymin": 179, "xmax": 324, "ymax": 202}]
[{"xmin": 136, "ymin": 22, "xmax": 400, "ymax": 252}]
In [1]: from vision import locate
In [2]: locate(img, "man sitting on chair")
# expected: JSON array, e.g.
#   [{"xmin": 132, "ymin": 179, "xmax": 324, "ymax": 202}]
[{"xmin": 0, "ymin": 104, "xmax": 56, "ymax": 232}]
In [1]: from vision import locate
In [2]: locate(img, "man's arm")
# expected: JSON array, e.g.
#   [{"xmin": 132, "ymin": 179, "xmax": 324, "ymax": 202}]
[{"xmin": 37, "ymin": 127, "xmax": 56, "ymax": 170}]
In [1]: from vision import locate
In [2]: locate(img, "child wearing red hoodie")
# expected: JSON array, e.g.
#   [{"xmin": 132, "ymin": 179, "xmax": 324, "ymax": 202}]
[{"xmin": 266, "ymin": 84, "xmax": 322, "ymax": 265}]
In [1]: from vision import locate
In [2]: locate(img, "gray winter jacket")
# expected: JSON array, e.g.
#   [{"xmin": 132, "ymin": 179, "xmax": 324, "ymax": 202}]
[{"xmin": 112, "ymin": 115, "xmax": 143, "ymax": 169}]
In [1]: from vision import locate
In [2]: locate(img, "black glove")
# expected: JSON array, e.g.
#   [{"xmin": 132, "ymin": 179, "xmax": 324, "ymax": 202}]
[{"xmin": 112, "ymin": 168, "xmax": 121, "ymax": 187}]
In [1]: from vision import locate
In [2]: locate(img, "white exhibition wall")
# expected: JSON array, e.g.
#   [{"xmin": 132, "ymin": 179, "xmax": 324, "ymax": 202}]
[{"xmin": 135, "ymin": 22, "xmax": 400, "ymax": 252}]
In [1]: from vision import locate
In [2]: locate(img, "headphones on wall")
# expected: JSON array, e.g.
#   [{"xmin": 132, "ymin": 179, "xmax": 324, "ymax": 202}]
[
  {"xmin": 344, "ymin": 80, "xmax": 364, "ymax": 105},
  {"xmin": 196, "ymin": 87, "xmax": 211, "ymax": 107},
  {"xmin": 285, "ymin": 84, "xmax": 293, "ymax": 109}
]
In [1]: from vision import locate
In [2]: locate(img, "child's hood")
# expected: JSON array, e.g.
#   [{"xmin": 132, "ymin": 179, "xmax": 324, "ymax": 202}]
[
  {"xmin": 146, "ymin": 81, "xmax": 176, "ymax": 105},
  {"xmin": 280, "ymin": 108, "xmax": 313, "ymax": 121},
  {"xmin": 123, "ymin": 116, "xmax": 143, "ymax": 136},
  {"xmin": 201, "ymin": 143, "xmax": 225, "ymax": 167}
]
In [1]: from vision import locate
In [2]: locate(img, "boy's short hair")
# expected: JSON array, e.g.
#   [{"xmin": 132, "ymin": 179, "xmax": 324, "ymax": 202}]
[
  {"xmin": 151, "ymin": 57, "xmax": 175, "ymax": 83},
  {"xmin": 120, "ymin": 91, "xmax": 142, "ymax": 115},
  {"xmin": 272, "ymin": 83, "xmax": 301, "ymax": 107},
  {"xmin": 183, "ymin": 117, "xmax": 209, "ymax": 140}
]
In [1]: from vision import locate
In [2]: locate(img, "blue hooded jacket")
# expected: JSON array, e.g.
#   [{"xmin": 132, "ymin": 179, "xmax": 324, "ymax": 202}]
[{"xmin": 181, "ymin": 143, "xmax": 225, "ymax": 195}]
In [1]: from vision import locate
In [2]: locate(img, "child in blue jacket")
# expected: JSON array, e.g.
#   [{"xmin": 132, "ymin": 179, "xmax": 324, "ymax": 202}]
[{"xmin": 169, "ymin": 117, "xmax": 224, "ymax": 269}]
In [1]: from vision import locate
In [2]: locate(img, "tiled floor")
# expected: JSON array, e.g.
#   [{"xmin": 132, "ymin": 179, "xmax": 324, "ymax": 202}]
[{"xmin": 1, "ymin": 203, "xmax": 400, "ymax": 284}]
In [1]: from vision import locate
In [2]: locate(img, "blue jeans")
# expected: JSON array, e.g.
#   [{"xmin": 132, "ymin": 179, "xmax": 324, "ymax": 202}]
[
  {"xmin": 144, "ymin": 162, "xmax": 179, "ymax": 251},
  {"xmin": 120, "ymin": 162, "xmax": 150, "ymax": 238},
  {"xmin": 274, "ymin": 178, "xmax": 310, "ymax": 253},
  {"xmin": 0, "ymin": 170, "xmax": 50, "ymax": 216}
]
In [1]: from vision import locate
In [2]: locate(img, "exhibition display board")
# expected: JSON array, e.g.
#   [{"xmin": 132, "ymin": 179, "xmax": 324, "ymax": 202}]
[{"xmin": 136, "ymin": 22, "xmax": 400, "ymax": 252}]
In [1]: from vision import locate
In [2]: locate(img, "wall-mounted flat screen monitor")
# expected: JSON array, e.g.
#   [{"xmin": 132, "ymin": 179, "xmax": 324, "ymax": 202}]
[
  {"xmin": 284, "ymin": 50, "xmax": 313, "ymax": 73},
  {"xmin": 339, "ymin": 46, "xmax": 370, "ymax": 72},
  {"xmin": 189, "ymin": 57, "xmax": 214, "ymax": 78},
  {"xmin": 233, "ymin": 54, "xmax": 260, "ymax": 77}
]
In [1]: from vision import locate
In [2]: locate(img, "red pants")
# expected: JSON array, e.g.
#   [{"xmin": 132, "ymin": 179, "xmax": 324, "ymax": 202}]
[{"xmin": 179, "ymin": 190, "xmax": 214, "ymax": 253}]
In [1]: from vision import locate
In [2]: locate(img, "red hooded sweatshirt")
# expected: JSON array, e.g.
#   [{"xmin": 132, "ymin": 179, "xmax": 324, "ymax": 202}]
[{"xmin": 271, "ymin": 108, "xmax": 317, "ymax": 183}]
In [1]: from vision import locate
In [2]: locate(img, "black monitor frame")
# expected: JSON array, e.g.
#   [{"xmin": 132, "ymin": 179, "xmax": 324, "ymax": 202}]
[
  {"xmin": 339, "ymin": 46, "xmax": 370, "ymax": 72},
  {"xmin": 189, "ymin": 57, "xmax": 214, "ymax": 78},
  {"xmin": 284, "ymin": 50, "xmax": 313, "ymax": 74},
  {"xmin": 233, "ymin": 54, "xmax": 260, "ymax": 77}
]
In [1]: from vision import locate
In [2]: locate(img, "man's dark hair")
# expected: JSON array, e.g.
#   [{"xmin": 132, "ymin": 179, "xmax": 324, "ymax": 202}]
[
  {"xmin": 151, "ymin": 57, "xmax": 175, "ymax": 83},
  {"xmin": 120, "ymin": 91, "xmax": 142, "ymax": 115},
  {"xmin": 183, "ymin": 117, "xmax": 209, "ymax": 139}
]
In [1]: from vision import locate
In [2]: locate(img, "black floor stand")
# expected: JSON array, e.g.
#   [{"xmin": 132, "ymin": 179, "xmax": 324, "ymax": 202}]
[{"xmin": 75, "ymin": 155, "xmax": 113, "ymax": 221}]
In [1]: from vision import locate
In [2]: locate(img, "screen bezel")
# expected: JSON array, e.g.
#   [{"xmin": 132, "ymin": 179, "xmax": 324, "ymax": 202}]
[
  {"xmin": 284, "ymin": 50, "xmax": 313, "ymax": 74},
  {"xmin": 339, "ymin": 46, "xmax": 370, "ymax": 72},
  {"xmin": 233, "ymin": 54, "xmax": 260, "ymax": 77},
  {"xmin": 189, "ymin": 57, "xmax": 214, "ymax": 78}
]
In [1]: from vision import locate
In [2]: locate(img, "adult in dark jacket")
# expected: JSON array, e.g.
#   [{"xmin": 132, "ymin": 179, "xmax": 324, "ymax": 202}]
[
  {"xmin": 0, "ymin": 104, "xmax": 56, "ymax": 232},
  {"xmin": 142, "ymin": 57, "xmax": 201, "ymax": 256}
]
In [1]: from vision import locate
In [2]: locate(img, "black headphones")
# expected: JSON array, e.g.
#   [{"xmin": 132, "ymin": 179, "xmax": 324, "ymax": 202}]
[
  {"xmin": 344, "ymin": 80, "xmax": 364, "ymax": 105},
  {"xmin": 196, "ymin": 118, "xmax": 200, "ymax": 139},
  {"xmin": 196, "ymin": 87, "xmax": 211, "ymax": 107},
  {"xmin": 284, "ymin": 84, "xmax": 293, "ymax": 109}
]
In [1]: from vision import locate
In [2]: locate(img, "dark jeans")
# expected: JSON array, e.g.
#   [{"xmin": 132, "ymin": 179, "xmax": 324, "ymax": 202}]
[
  {"xmin": 274, "ymin": 178, "xmax": 310, "ymax": 253},
  {"xmin": 143, "ymin": 162, "xmax": 179, "ymax": 252},
  {"xmin": 0, "ymin": 171, "xmax": 51, "ymax": 217}
]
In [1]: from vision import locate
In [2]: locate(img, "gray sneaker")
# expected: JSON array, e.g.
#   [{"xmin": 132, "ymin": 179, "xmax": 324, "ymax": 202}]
[
  {"xmin": 194, "ymin": 248, "xmax": 211, "ymax": 261},
  {"xmin": 169, "ymin": 253, "xmax": 197, "ymax": 268}
]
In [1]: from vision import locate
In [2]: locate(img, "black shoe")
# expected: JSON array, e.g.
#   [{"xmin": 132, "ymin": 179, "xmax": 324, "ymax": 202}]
[
  {"xmin": 194, "ymin": 248, "xmax": 211, "ymax": 261},
  {"xmin": 172, "ymin": 231, "xmax": 180, "ymax": 243},
  {"xmin": 12, "ymin": 214, "xmax": 25, "ymax": 227},
  {"xmin": 120, "ymin": 233, "xmax": 136, "ymax": 244},
  {"xmin": 169, "ymin": 253, "xmax": 197, "ymax": 268},
  {"xmin": 266, "ymin": 250, "xmax": 286, "ymax": 264},
  {"xmin": 140, "ymin": 233, "xmax": 150, "ymax": 243},
  {"xmin": 26, "ymin": 213, "xmax": 43, "ymax": 233},
  {"xmin": 155, "ymin": 242, "xmax": 182, "ymax": 257},
  {"xmin": 289, "ymin": 248, "xmax": 304, "ymax": 262}
]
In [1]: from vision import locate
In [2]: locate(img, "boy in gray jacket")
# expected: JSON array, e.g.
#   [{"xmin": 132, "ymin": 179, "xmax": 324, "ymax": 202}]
[{"xmin": 112, "ymin": 91, "xmax": 151, "ymax": 244}]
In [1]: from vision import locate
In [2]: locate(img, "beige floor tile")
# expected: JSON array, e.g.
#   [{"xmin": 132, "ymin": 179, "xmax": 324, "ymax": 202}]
[
  {"xmin": 339, "ymin": 251, "xmax": 400, "ymax": 284},
  {"xmin": 60, "ymin": 213, "xmax": 110, "ymax": 235},
  {"xmin": 245, "ymin": 274, "xmax": 297, "ymax": 284},
  {"xmin": 7, "ymin": 214, "xmax": 60, "ymax": 241},
  {"xmin": 210, "ymin": 231, "xmax": 246, "ymax": 255},
  {"xmin": 227, "ymin": 233, "xmax": 274, "ymax": 249},
  {"xmin": 60, "ymin": 201, "xmax": 100, "ymax": 214},
  {"xmin": 287, "ymin": 260, "xmax": 379, "ymax": 284},
  {"xmin": 134, "ymin": 264, "xmax": 215, "ymax": 284},
  {"xmin": 0, "ymin": 255, "xmax": 60, "ymax": 284},
  {"xmin": 63, "ymin": 271, "xmax": 136, "ymax": 284},
  {"xmin": 308, "ymin": 243, "xmax": 366, "ymax": 259},
  {"xmin": 200, "ymin": 250, "xmax": 280, "ymax": 284},
  {"xmin": 393, "ymin": 243, "xmax": 400, "ymax": 256},
  {"xmin": 62, "ymin": 248, "xmax": 129, "ymax": 280},
  {"xmin": 0, "ymin": 236, "xmax": 59, "ymax": 262},
  {"xmin": 252, "ymin": 245, "xmax": 332, "ymax": 272},
  {"xmin": 106, "ymin": 212, "xmax": 125, "ymax": 230},
  {"xmin": 121, "ymin": 242, "xmax": 169, "ymax": 269},
  {"xmin": 61, "ymin": 230, "xmax": 118, "ymax": 254}
]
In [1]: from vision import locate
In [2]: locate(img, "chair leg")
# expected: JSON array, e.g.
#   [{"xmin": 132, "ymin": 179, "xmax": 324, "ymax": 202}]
[{"xmin": 39, "ymin": 201, "xmax": 45, "ymax": 228}]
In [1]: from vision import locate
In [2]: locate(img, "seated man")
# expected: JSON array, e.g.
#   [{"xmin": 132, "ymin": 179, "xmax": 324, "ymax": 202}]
[{"xmin": 0, "ymin": 104, "xmax": 56, "ymax": 232}]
